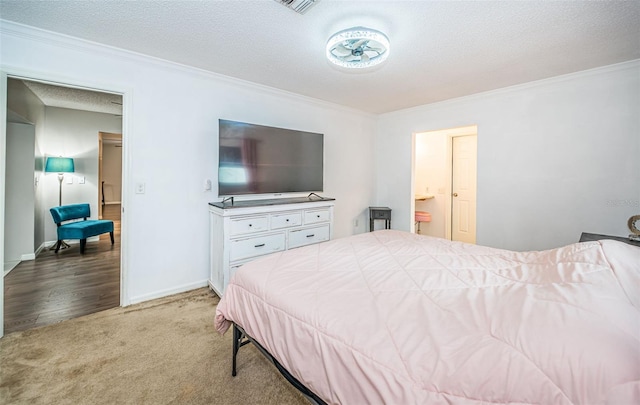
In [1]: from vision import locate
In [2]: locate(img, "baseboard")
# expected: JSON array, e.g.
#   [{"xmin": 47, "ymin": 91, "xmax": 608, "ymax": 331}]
[
  {"xmin": 35, "ymin": 242, "xmax": 47, "ymax": 257},
  {"xmin": 4, "ymin": 260, "xmax": 20, "ymax": 276},
  {"xmin": 21, "ymin": 253, "xmax": 36, "ymax": 261},
  {"xmin": 4, "ymin": 252, "xmax": 35, "ymax": 276},
  {"xmin": 128, "ymin": 280, "xmax": 209, "ymax": 306}
]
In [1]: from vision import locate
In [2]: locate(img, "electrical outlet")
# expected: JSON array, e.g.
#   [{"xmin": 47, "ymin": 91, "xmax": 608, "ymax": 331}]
[
  {"xmin": 135, "ymin": 182, "xmax": 145, "ymax": 194},
  {"xmin": 204, "ymin": 179, "xmax": 212, "ymax": 191}
]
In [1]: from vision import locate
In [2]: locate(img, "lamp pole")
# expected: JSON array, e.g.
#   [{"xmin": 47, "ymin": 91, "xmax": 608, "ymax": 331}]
[{"xmin": 57, "ymin": 173, "xmax": 64, "ymax": 206}]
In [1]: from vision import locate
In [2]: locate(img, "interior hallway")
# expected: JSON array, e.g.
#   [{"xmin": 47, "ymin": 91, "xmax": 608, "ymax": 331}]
[{"xmin": 3, "ymin": 205, "xmax": 121, "ymax": 334}]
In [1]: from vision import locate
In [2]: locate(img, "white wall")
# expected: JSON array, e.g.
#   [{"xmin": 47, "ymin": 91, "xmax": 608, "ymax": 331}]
[
  {"xmin": 4, "ymin": 122, "xmax": 35, "ymax": 268},
  {"xmin": 377, "ymin": 60, "xmax": 640, "ymax": 251},
  {"xmin": 6, "ymin": 79, "xmax": 46, "ymax": 250},
  {"xmin": 0, "ymin": 21, "xmax": 376, "ymax": 304},
  {"xmin": 41, "ymin": 107, "xmax": 122, "ymax": 242}
]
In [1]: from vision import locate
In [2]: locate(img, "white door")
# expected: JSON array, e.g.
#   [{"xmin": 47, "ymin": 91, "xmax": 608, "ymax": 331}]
[{"xmin": 451, "ymin": 135, "xmax": 477, "ymax": 243}]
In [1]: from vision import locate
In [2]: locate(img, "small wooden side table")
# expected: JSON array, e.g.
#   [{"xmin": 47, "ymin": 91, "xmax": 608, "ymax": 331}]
[{"xmin": 369, "ymin": 207, "xmax": 391, "ymax": 232}]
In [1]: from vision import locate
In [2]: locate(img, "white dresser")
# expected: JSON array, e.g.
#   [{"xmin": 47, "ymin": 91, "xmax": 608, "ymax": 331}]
[{"xmin": 208, "ymin": 198, "xmax": 335, "ymax": 297}]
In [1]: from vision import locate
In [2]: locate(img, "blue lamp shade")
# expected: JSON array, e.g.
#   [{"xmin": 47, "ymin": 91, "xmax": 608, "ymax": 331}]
[{"xmin": 45, "ymin": 157, "xmax": 75, "ymax": 173}]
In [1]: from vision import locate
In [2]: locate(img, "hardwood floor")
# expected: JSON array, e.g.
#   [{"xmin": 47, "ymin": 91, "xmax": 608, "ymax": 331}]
[{"xmin": 3, "ymin": 204, "xmax": 121, "ymax": 334}]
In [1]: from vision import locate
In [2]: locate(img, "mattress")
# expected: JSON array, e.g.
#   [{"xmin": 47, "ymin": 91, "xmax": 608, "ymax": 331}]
[{"xmin": 215, "ymin": 230, "xmax": 640, "ymax": 404}]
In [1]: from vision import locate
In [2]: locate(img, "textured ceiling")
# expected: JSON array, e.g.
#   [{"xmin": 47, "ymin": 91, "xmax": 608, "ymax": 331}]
[
  {"xmin": 21, "ymin": 80, "xmax": 123, "ymax": 115},
  {"xmin": 1, "ymin": 0, "xmax": 639, "ymax": 114}
]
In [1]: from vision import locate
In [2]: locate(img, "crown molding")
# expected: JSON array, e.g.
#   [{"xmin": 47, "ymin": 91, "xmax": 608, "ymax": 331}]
[
  {"xmin": 5, "ymin": 18, "xmax": 634, "ymax": 120},
  {"xmin": 0, "ymin": 19, "xmax": 375, "ymax": 118},
  {"xmin": 383, "ymin": 59, "xmax": 640, "ymax": 117}
]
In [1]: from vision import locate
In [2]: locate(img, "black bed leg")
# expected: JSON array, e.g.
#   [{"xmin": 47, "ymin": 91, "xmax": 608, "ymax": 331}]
[{"xmin": 232, "ymin": 323, "xmax": 241, "ymax": 377}]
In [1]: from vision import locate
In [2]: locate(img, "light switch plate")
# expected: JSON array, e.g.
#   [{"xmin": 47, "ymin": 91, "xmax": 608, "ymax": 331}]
[
  {"xmin": 66, "ymin": 176, "xmax": 73, "ymax": 184},
  {"xmin": 78, "ymin": 176, "xmax": 85, "ymax": 184}
]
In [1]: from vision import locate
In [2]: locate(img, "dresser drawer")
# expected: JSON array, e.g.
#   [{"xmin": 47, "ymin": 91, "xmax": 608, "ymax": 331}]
[
  {"xmin": 304, "ymin": 209, "xmax": 330, "ymax": 225},
  {"xmin": 271, "ymin": 212, "xmax": 302, "ymax": 229},
  {"xmin": 225, "ymin": 259, "xmax": 252, "ymax": 290},
  {"xmin": 289, "ymin": 224, "xmax": 330, "ymax": 249},
  {"xmin": 230, "ymin": 216, "xmax": 269, "ymax": 236},
  {"xmin": 230, "ymin": 233, "xmax": 285, "ymax": 261}
]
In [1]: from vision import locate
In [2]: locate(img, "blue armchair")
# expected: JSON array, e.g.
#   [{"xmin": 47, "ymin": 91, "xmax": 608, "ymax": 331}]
[{"xmin": 50, "ymin": 204, "xmax": 114, "ymax": 254}]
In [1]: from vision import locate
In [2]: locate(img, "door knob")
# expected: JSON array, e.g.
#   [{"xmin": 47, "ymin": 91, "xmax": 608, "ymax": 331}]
[{"xmin": 452, "ymin": 193, "xmax": 458, "ymax": 197}]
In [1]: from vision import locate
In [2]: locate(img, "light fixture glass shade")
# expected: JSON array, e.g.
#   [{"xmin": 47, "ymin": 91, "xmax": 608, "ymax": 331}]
[
  {"xmin": 45, "ymin": 157, "xmax": 75, "ymax": 173},
  {"xmin": 326, "ymin": 27, "xmax": 390, "ymax": 69}
]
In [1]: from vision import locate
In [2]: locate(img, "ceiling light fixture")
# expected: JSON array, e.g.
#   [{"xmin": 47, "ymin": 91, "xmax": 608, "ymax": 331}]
[{"xmin": 326, "ymin": 27, "xmax": 390, "ymax": 69}]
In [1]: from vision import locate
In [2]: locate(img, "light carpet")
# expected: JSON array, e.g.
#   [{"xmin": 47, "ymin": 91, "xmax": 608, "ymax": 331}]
[{"xmin": 0, "ymin": 288, "xmax": 307, "ymax": 404}]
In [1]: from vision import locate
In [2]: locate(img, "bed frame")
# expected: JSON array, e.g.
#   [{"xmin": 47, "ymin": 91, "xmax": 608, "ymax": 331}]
[{"xmin": 232, "ymin": 323, "xmax": 328, "ymax": 405}]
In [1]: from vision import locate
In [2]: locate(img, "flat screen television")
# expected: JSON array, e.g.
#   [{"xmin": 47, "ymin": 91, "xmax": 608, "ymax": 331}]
[{"xmin": 218, "ymin": 119, "xmax": 324, "ymax": 196}]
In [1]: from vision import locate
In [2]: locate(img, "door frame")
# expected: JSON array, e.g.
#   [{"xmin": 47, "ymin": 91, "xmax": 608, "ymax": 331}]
[
  {"xmin": 412, "ymin": 125, "xmax": 477, "ymax": 241},
  {"xmin": 0, "ymin": 67, "xmax": 132, "ymax": 338},
  {"xmin": 98, "ymin": 132, "xmax": 123, "ymax": 219}
]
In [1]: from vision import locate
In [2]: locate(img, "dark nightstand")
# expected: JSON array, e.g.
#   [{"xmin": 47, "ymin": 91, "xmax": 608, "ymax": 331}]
[
  {"xmin": 579, "ymin": 232, "xmax": 640, "ymax": 247},
  {"xmin": 369, "ymin": 207, "xmax": 391, "ymax": 232}
]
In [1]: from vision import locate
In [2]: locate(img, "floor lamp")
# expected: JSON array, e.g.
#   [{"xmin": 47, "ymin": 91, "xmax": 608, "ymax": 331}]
[{"xmin": 45, "ymin": 156, "xmax": 75, "ymax": 250}]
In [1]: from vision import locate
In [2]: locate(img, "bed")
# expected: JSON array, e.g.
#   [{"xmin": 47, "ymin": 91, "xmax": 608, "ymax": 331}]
[{"xmin": 215, "ymin": 229, "xmax": 640, "ymax": 404}]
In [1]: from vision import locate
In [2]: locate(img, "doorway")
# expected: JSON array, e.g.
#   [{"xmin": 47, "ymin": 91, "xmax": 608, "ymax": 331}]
[
  {"xmin": 413, "ymin": 125, "xmax": 477, "ymax": 242},
  {"xmin": 2, "ymin": 76, "xmax": 125, "ymax": 335},
  {"xmin": 99, "ymin": 132, "xmax": 123, "ymax": 219}
]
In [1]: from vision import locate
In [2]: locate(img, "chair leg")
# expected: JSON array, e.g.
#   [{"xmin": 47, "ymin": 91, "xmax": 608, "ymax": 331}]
[
  {"xmin": 110, "ymin": 231, "xmax": 114, "ymax": 245},
  {"xmin": 54, "ymin": 240, "xmax": 61, "ymax": 253},
  {"xmin": 80, "ymin": 239, "xmax": 86, "ymax": 254}
]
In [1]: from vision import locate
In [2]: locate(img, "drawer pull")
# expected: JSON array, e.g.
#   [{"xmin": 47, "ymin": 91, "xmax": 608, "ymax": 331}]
[
  {"xmin": 248, "ymin": 224, "xmax": 253, "ymax": 227},
  {"xmin": 286, "ymin": 219, "xmax": 290, "ymax": 222},
  {"xmin": 306, "ymin": 234, "xmax": 315, "ymax": 238},
  {"xmin": 317, "ymin": 215, "xmax": 320, "ymax": 218},
  {"xmin": 254, "ymin": 243, "xmax": 265, "ymax": 248}
]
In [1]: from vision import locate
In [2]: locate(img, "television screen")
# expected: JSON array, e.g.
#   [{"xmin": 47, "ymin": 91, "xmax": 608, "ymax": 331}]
[{"xmin": 218, "ymin": 119, "xmax": 324, "ymax": 196}]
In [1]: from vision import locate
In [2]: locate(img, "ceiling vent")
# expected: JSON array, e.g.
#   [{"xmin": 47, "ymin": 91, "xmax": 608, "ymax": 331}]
[{"xmin": 276, "ymin": 0, "xmax": 319, "ymax": 14}]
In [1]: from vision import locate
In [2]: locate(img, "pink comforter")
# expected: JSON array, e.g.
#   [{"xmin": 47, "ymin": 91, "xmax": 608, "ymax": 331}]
[{"xmin": 215, "ymin": 230, "xmax": 640, "ymax": 404}]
